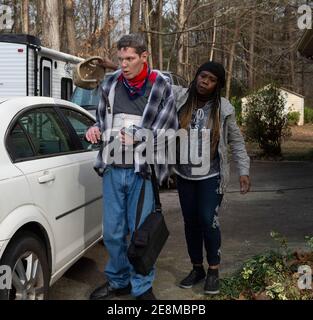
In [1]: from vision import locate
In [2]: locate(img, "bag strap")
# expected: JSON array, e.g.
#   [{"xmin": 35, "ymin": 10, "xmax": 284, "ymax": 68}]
[
  {"xmin": 150, "ymin": 165, "xmax": 162, "ymax": 213},
  {"xmin": 134, "ymin": 165, "xmax": 162, "ymax": 231}
]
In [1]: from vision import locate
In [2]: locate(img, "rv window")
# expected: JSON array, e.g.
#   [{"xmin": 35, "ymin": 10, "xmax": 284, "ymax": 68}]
[
  {"xmin": 61, "ymin": 78, "xmax": 73, "ymax": 101},
  {"xmin": 43, "ymin": 67, "xmax": 51, "ymax": 96}
]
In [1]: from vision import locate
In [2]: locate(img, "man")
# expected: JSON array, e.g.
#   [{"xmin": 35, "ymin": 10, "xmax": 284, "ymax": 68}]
[{"xmin": 86, "ymin": 33, "xmax": 178, "ymax": 300}]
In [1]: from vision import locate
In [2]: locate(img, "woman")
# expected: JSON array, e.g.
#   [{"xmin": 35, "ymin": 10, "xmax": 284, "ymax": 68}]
[{"xmin": 173, "ymin": 61, "xmax": 251, "ymax": 295}]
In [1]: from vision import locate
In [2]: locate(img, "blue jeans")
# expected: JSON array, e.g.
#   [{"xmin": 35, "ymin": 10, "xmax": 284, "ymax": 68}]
[
  {"xmin": 176, "ymin": 175, "xmax": 223, "ymax": 266},
  {"xmin": 102, "ymin": 166, "xmax": 155, "ymax": 297}
]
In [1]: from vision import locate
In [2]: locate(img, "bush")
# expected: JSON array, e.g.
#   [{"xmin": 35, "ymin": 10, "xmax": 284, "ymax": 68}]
[
  {"xmin": 243, "ymin": 84, "xmax": 290, "ymax": 157},
  {"xmin": 304, "ymin": 107, "xmax": 313, "ymax": 124},
  {"xmin": 288, "ymin": 111, "xmax": 300, "ymax": 126}
]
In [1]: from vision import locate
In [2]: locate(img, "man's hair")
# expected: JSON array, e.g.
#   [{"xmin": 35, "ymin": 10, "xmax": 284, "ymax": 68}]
[{"xmin": 117, "ymin": 33, "xmax": 147, "ymax": 55}]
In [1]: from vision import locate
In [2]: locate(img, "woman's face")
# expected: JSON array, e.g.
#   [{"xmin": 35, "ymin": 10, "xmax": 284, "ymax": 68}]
[{"xmin": 196, "ymin": 71, "xmax": 218, "ymax": 96}]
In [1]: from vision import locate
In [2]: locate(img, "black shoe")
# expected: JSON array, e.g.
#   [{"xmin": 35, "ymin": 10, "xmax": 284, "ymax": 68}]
[
  {"xmin": 89, "ymin": 281, "xmax": 131, "ymax": 300},
  {"xmin": 179, "ymin": 267, "xmax": 206, "ymax": 289},
  {"xmin": 204, "ymin": 269, "xmax": 220, "ymax": 295},
  {"xmin": 136, "ymin": 287, "xmax": 157, "ymax": 300}
]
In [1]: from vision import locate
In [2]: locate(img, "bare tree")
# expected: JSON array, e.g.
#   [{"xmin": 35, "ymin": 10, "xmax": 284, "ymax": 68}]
[
  {"xmin": 42, "ymin": 0, "xmax": 60, "ymax": 50},
  {"xmin": 149, "ymin": 0, "xmax": 163, "ymax": 69},
  {"xmin": 225, "ymin": 12, "xmax": 241, "ymax": 99},
  {"xmin": 35, "ymin": 0, "xmax": 44, "ymax": 36},
  {"xmin": 158, "ymin": 0, "xmax": 163, "ymax": 70},
  {"xmin": 64, "ymin": 0, "xmax": 77, "ymax": 55},
  {"xmin": 130, "ymin": 0, "xmax": 141, "ymax": 33},
  {"xmin": 177, "ymin": 0, "xmax": 185, "ymax": 76},
  {"xmin": 102, "ymin": 0, "xmax": 111, "ymax": 55},
  {"xmin": 22, "ymin": 0, "xmax": 29, "ymax": 34},
  {"xmin": 248, "ymin": 10, "xmax": 256, "ymax": 90},
  {"xmin": 143, "ymin": 0, "xmax": 153, "ymax": 67}
]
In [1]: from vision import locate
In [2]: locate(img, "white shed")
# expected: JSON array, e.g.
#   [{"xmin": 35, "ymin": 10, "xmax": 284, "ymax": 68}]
[
  {"xmin": 241, "ymin": 86, "xmax": 304, "ymax": 126},
  {"xmin": 280, "ymin": 88, "xmax": 304, "ymax": 125}
]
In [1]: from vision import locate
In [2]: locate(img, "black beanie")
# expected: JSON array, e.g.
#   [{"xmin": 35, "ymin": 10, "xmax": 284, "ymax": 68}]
[{"xmin": 195, "ymin": 61, "xmax": 226, "ymax": 89}]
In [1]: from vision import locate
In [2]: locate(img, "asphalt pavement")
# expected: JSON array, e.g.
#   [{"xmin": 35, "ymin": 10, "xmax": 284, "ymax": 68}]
[{"xmin": 49, "ymin": 160, "xmax": 313, "ymax": 300}]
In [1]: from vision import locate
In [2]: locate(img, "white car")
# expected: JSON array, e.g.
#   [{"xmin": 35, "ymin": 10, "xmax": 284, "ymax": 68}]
[{"xmin": 0, "ymin": 97, "xmax": 102, "ymax": 300}]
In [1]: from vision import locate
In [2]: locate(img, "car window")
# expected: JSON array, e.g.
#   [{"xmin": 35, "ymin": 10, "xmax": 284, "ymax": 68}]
[
  {"xmin": 60, "ymin": 108, "xmax": 97, "ymax": 151},
  {"xmin": 172, "ymin": 74, "xmax": 180, "ymax": 86},
  {"xmin": 7, "ymin": 122, "xmax": 35, "ymax": 161},
  {"xmin": 71, "ymin": 87, "xmax": 100, "ymax": 109},
  {"xmin": 18, "ymin": 108, "xmax": 72, "ymax": 156}
]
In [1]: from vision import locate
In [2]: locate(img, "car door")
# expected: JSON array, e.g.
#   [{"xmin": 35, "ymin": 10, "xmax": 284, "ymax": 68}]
[
  {"xmin": 57, "ymin": 105, "xmax": 102, "ymax": 247},
  {"xmin": 10, "ymin": 105, "xmax": 102, "ymax": 272}
]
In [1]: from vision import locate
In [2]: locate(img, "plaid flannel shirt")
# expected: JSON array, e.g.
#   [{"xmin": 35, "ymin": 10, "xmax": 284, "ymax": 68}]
[{"xmin": 93, "ymin": 69, "xmax": 178, "ymax": 184}]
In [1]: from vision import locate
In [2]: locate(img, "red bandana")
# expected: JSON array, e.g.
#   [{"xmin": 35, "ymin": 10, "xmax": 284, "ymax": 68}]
[{"xmin": 126, "ymin": 62, "xmax": 148, "ymax": 88}]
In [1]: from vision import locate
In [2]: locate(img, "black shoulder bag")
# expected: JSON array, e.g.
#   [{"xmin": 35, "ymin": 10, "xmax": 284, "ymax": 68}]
[{"xmin": 127, "ymin": 166, "xmax": 170, "ymax": 276}]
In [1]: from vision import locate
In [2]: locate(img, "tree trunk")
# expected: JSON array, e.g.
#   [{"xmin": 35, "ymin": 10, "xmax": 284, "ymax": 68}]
[
  {"xmin": 177, "ymin": 0, "xmax": 185, "ymax": 76},
  {"xmin": 22, "ymin": 0, "xmax": 29, "ymax": 34},
  {"xmin": 130, "ymin": 0, "xmax": 141, "ymax": 33},
  {"xmin": 158, "ymin": 0, "xmax": 163, "ymax": 70},
  {"xmin": 102, "ymin": 0, "xmax": 111, "ymax": 55},
  {"xmin": 35, "ymin": 0, "xmax": 44, "ymax": 36},
  {"xmin": 12, "ymin": 0, "xmax": 22, "ymax": 33},
  {"xmin": 42, "ymin": 0, "xmax": 60, "ymax": 50},
  {"xmin": 64, "ymin": 0, "xmax": 77, "ymax": 55},
  {"xmin": 144, "ymin": 0, "xmax": 153, "ymax": 68},
  {"xmin": 59, "ymin": 0, "xmax": 66, "ymax": 52},
  {"xmin": 210, "ymin": 17, "xmax": 217, "ymax": 61},
  {"xmin": 88, "ymin": 0, "xmax": 93, "ymax": 36},
  {"xmin": 248, "ymin": 11, "xmax": 256, "ymax": 90},
  {"xmin": 225, "ymin": 15, "xmax": 240, "ymax": 99},
  {"xmin": 149, "ymin": 0, "xmax": 162, "ymax": 69},
  {"xmin": 287, "ymin": 5, "xmax": 295, "ymax": 89}
]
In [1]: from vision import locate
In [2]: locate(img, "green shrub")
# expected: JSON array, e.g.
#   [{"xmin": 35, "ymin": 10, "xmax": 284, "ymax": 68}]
[
  {"xmin": 287, "ymin": 111, "xmax": 300, "ymax": 126},
  {"xmin": 243, "ymin": 84, "xmax": 290, "ymax": 157},
  {"xmin": 304, "ymin": 107, "xmax": 313, "ymax": 124}
]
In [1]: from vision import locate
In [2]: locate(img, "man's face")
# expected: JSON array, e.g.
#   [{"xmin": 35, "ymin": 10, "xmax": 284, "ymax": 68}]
[
  {"xmin": 196, "ymin": 71, "xmax": 218, "ymax": 96},
  {"xmin": 117, "ymin": 47, "xmax": 148, "ymax": 80}
]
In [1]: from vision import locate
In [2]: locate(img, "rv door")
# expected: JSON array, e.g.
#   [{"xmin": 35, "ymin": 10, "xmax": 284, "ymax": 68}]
[{"xmin": 40, "ymin": 58, "xmax": 52, "ymax": 97}]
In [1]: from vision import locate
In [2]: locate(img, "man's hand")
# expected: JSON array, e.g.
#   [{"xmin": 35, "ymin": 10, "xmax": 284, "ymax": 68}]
[
  {"xmin": 239, "ymin": 175, "xmax": 251, "ymax": 194},
  {"xmin": 85, "ymin": 126, "xmax": 101, "ymax": 144},
  {"xmin": 97, "ymin": 57, "xmax": 118, "ymax": 71},
  {"xmin": 119, "ymin": 129, "xmax": 134, "ymax": 145}
]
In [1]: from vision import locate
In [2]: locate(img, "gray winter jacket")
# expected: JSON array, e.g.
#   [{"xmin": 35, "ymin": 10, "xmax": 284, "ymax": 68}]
[{"xmin": 173, "ymin": 86, "xmax": 250, "ymax": 193}]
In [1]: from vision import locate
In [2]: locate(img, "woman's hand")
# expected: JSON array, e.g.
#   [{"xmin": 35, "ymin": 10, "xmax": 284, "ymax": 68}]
[{"xmin": 239, "ymin": 175, "xmax": 251, "ymax": 194}]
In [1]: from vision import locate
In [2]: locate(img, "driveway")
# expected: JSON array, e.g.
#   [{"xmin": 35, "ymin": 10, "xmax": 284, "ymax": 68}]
[{"xmin": 49, "ymin": 160, "xmax": 313, "ymax": 300}]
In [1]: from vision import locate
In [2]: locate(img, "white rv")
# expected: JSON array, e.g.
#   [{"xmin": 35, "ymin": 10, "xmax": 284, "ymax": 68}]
[{"xmin": 0, "ymin": 34, "xmax": 83, "ymax": 100}]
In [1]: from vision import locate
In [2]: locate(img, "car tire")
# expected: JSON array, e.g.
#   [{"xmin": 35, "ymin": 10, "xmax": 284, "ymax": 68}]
[{"xmin": 0, "ymin": 231, "xmax": 50, "ymax": 300}]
